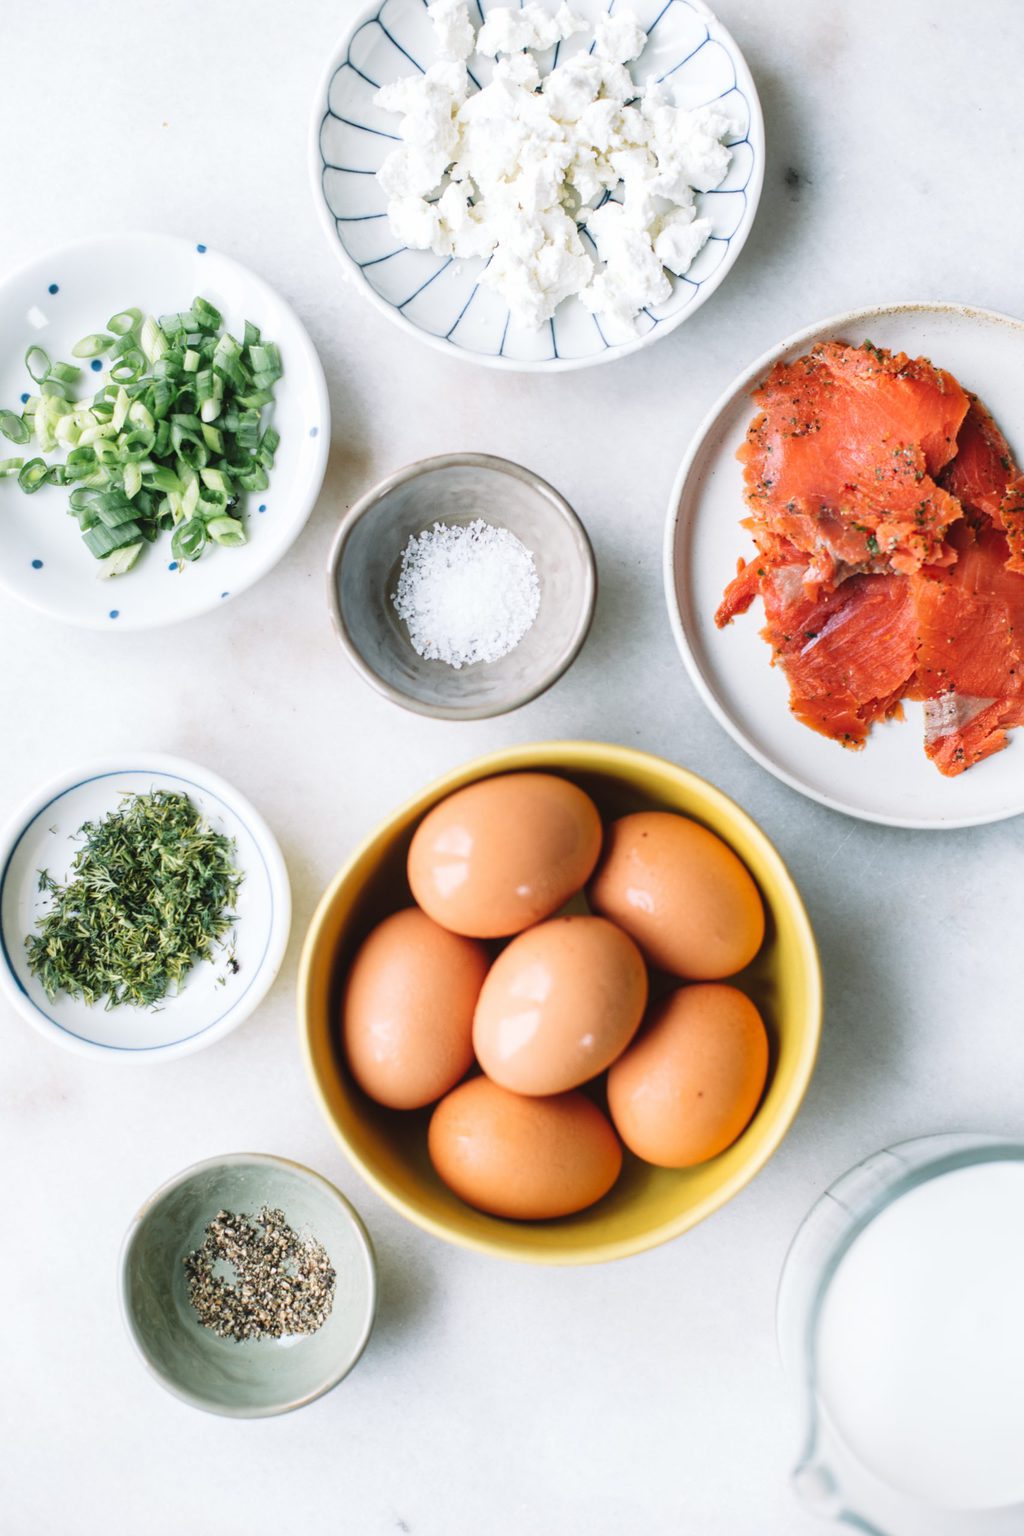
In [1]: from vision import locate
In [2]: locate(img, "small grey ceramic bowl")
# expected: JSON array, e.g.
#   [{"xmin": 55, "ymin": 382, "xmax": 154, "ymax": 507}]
[
  {"xmin": 326, "ymin": 453, "xmax": 596, "ymax": 720},
  {"xmin": 120, "ymin": 1153, "xmax": 376, "ymax": 1418}
]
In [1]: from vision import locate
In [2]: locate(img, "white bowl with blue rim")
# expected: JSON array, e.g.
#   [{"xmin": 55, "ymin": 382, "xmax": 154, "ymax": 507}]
[
  {"xmin": 311, "ymin": 0, "xmax": 763, "ymax": 369},
  {"xmin": 0, "ymin": 754, "xmax": 291, "ymax": 1061},
  {"xmin": 0, "ymin": 233, "xmax": 330, "ymax": 630}
]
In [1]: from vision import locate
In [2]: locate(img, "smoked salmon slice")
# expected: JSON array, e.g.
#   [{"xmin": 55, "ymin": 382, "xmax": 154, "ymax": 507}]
[
  {"xmin": 738, "ymin": 342, "xmax": 968, "ymax": 594},
  {"xmin": 716, "ymin": 341, "xmax": 1024, "ymax": 776},
  {"xmin": 910, "ymin": 523, "xmax": 1024, "ymax": 774}
]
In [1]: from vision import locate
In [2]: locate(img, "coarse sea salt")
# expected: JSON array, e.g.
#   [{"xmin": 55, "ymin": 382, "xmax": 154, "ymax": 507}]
[{"xmin": 392, "ymin": 519, "xmax": 541, "ymax": 669}]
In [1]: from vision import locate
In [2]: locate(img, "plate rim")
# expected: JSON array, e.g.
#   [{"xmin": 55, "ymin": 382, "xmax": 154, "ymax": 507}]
[
  {"xmin": 0, "ymin": 751, "xmax": 293, "ymax": 1061},
  {"xmin": 662, "ymin": 299, "xmax": 1024, "ymax": 830},
  {"xmin": 0, "ymin": 230, "xmax": 331, "ymax": 631},
  {"xmin": 308, "ymin": 0, "xmax": 766, "ymax": 372}
]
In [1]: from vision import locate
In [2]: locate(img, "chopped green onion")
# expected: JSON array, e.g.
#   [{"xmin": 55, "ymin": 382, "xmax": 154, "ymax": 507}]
[
  {"xmin": 95, "ymin": 541, "xmax": 144, "ymax": 578},
  {"xmin": 207, "ymin": 515, "xmax": 246, "ymax": 547},
  {"xmin": 72, "ymin": 333, "xmax": 115, "ymax": 359},
  {"xmin": 171, "ymin": 517, "xmax": 207, "ymax": 562},
  {"xmin": 140, "ymin": 315, "xmax": 168, "ymax": 364},
  {"xmin": 199, "ymin": 467, "xmax": 232, "ymax": 495},
  {"xmin": 110, "ymin": 349, "xmax": 145, "ymax": 384},
  {"xmin": 25, "ymin": 346, "xmax": 51, "ymax": 383},
  {"xmin": 108, "ymin": 308, "xmax": 143, "ymax": 336},
  {"xmin": 191, "ymin": 296, "xmax": 223, "ymax": 331},
  {"xmin": 145, "ymin": 465, "xmax": 181, "ymax": 493},
  {"xmin": 0, "ymin": 410, "xmax": 30, "ymax": 444},
  {"xmin": 18, "ymin": 458, "xmax": 51, "ymax": 492},
  {"xmin": 83, "ymin": 519, "xmax": 143, "ymax": 557},
  {"xmin": 4, "ymin": 297, "xmax": 281, "ymax": 574},
  {"xmin": 47, "ymin": 359, "xmax": 82, "ymax": 385}
]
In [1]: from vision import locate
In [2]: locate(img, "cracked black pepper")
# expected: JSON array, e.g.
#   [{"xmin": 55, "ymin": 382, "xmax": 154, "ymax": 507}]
[{"xmin": 183, "ymin": 1207, "xmax": 336, "ymax": 1342}]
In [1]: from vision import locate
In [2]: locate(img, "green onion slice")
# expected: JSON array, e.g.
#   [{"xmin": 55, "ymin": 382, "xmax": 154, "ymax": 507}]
[
  {"xmin": 25, "ymin": 346, "xmax": 51, "ymax": 383},
  {"xmin": 207, "ymin": 515, "xmax": 246, "ymax": 547},
  {"xmin": 72, "ymin": 333, "xmax": 115, "ymax": 359},
  {"xmin": 18, "ymin": 457, "xmax": 51, "ymax": 492},
  {"xmin": 0, "ymin": 410, "xmax": 30, "ymax": 444},
  {"xmin": 107, "ymin": 308, "xmax": 143, "ymax": 336}
]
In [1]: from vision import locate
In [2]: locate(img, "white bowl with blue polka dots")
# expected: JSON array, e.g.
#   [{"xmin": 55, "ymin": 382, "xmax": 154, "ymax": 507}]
[
  {"xmin": 311, "ymin": 0, "xmax": 763, "ymax": 369},
  {"xmin": 0, "ymin": 754, "xmax": 292, "ymax": 1061},
  {"xmin": 0, "ymin": 233, "xmax": 329, "ymax": 630}
]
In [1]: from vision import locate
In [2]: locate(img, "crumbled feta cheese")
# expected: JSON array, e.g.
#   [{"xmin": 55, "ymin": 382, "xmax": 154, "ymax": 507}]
[
  {"xmin": 554, "ymin": 3, "xmax": 585, "ymax": 40},
  {"xmin": 593, "ymin": 11, "xmax": 647, "ymax": 64},
  {"xmin": 653, "ymin": 206, "xmax": 714, "ymax": 274},
  {"xmin": 480, "ymin": 207, "xmax": 592, "ymax": 331},
  {"xmin": 477, "ymin": 2, "xmax": 561, "ymax": 57},
  {"xmin": 386, "ymin": 194, "xmax": 443, "ymax": 248},
  {"xmin": 428, "ymin": 0, "xmax": 476, "ymax": 61},
  {"xmin": 581, "ymin": 201, "xmax": 672, "ymax": 325},
  {"xmin": 541, "ymin": 56, "xmax": 607, "ymax": 124},
  {"xmin": 493, "ymin": 52, "xmax": 542, "ymax": 89},
  {"xmin": 373, "ymin": 2, "xmax": 735, "ymax": 331}
]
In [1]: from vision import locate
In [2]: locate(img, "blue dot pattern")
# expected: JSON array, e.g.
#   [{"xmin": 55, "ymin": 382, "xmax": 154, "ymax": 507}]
[
  {"xmin": 258, "ymin": 504, "xmax": 267, "ymax": 513},
  {"xmin": 109, "ymin": 610, "xmax": 119, "ymax": 619},
  {"xmin": 91, "ymin": 359, "xmax": 102, "ymax": 372},
  {"xmin": 196, "ymin": 243, "xmax": 207, "ymax": 253},
  {"xmin": 31, "ymin": 559, "xmax": 43, "ymax": 570},
  {"xmin": 220, "ymin": 591, "xmax": 229, "ymax": 599},
  {"xmin": 168, "ymin": 561, "xmax": 178, "ymax": 571},
  {"xmin": 310, "ymin": 426, "xmax": 319, "ymax": 437},
  {"xmin": 48, "ymin": 283, "xmax": 59, "ymax": 295},
  {"xmin": 20, "ymin": 393, "xmax": 28, "ymax": 405}
]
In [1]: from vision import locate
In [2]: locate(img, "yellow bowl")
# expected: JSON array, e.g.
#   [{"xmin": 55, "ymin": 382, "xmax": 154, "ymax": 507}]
[{"xmin": 299, "ymin": 742, "xmax": 822, "ymax": 1265}]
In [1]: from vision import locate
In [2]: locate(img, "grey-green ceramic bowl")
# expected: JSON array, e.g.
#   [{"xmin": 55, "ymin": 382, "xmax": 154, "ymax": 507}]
[
  {"xmin": 326, "ymin": 453, "xmax": 597, "ymax": 720},
  {"xmin": 120, "ymin": 1153, "xmax": 376, "ymax": 1417}
]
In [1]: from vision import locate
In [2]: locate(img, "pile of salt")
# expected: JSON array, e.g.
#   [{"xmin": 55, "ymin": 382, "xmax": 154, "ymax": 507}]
[{"xmin": 392, "ymin": 519, "xmax": 541, "ymax": 669}]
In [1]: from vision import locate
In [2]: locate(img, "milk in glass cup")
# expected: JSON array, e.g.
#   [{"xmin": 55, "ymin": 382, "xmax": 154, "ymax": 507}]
[{"xmin": 776, "ymin": 1134, "xmax": 1024, "ymax": 1536}]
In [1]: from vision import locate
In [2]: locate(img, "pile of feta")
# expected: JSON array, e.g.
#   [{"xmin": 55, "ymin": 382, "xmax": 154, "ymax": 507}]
[{"xmin": 375, "ymin": 0, "xmax": 735, "ymax": 332}]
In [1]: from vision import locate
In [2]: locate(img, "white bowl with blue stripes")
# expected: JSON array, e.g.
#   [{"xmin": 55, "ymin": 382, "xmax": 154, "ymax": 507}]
[
  {"xmin": 312, "ymin": 0, "xmax": 763, "ymax": 369},
  {"xmin": 0, "ymin": 755, "xmax": 291, "ymax": 1061}
]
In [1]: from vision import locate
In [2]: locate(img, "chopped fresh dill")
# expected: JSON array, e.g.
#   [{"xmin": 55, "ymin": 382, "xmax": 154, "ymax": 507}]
[{"xmin": 25, "ymin": 790, "xmax": 241, "ymax": 1009}]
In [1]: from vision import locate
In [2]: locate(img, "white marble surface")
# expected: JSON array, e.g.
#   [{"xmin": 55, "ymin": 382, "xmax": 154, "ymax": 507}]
[{"xmin": 2, "ymin": 3, "xmax": 1022, "ymax": 1532}]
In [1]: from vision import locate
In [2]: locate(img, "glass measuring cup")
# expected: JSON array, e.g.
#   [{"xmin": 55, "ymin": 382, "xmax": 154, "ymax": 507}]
[{"xmin": 776, "ymin": 1133, "xmax": 1024, "ymax": 1536}]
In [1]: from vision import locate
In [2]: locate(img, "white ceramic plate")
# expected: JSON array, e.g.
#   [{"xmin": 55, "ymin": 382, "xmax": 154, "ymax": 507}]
[
  {"xmin": 0, "ymin": 233, "xmax": 329, "ymax": 630},
  {"xmin": 664, "ymin": 302, "xmax": 1024, "ymax": 829},
  {"xmin": 0, "ymin": 755, "xmax": 291, "ymax": 1060},
  {"xmin": 312, "ymin": 0, "xmax": 763, "ymax": 370}
]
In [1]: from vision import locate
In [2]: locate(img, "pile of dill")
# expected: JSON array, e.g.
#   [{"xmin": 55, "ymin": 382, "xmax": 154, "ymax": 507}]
[{"xmin": 25, "ymin": 790, "xmax": 241, "ymax": 1009}]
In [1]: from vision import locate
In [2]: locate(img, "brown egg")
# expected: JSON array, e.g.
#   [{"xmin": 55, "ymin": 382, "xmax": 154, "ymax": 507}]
[
  {"xmin": 428, "ymin": 1076, "xmax": 622, "ymax": 1218},
  {"xmin": 588, "ymin": 811, "xmax": 765, "ymax": 979},
  {"xmin": 607, "ymin": 983, "xmax": 769, "ymax": 1167},
  {"xmin": 473, "ymin": 915, "xmax": 647, "ymax": 1095},
  {"xmin": 407, "ymin": 772, "xmax": 602, "ymax": 939},
  {"xmin": 342, "ymin": 907, "xmax": 489, "ymax": 1109}
]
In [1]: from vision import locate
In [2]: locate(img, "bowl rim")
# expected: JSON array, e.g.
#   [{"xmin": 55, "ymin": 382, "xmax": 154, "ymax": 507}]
[
  {"xmin": 661, "ymin": 298, "xmax": 1024, "ymax": 830},
  {"xmin": 0, "ymin": 230, "xmax": 332, "ymax": 631},
  {"xmin": 0, "ymin": 752, "xmax": 292, "ymax": 1062},
  {"xmin": 308, "ymin": 0, "xmax": 766, "ymax": 373},
  {"xmin": 297, "ymin": 739, "xmax": 823, "ymax": 1264},
  {"xmin": 118, "ymin": 1151, "xmax": 378, "ymax": 1419},
  {"xmin": 324, "ymin": 451, "xmax": 597, "ymax": 720}
]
